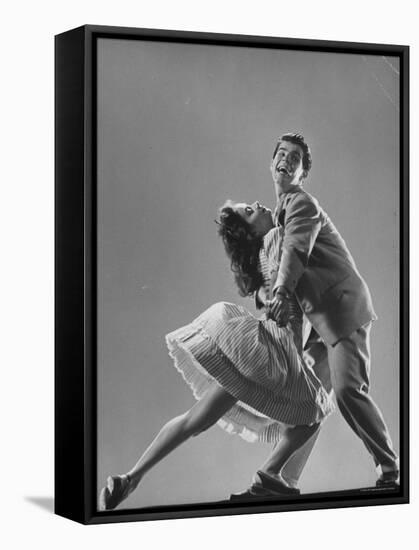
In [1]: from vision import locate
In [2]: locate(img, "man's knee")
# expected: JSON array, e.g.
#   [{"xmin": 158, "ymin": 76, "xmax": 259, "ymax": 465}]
[
  {"xmin": 334, "ymin": 381, "xmax": 369, "ymax": 406},
  {"xmin": 331, "ymin": 351, "xmax": 370, "ymax": 399}
]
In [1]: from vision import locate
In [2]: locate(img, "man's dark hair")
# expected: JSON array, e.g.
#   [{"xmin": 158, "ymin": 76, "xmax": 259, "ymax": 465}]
[{"xmin": 272, "ymin": 133, "xmax": 312, "ymax": 173}]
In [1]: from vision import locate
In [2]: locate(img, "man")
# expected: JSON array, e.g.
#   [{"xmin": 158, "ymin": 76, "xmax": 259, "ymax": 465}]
[{"xmin": 233, "ymin": 133, "xmax": 399, "ymax": 499}]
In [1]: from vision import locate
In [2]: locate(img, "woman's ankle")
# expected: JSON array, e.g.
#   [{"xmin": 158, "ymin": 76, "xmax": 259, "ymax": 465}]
[
  {"xmin": 259, "ymin": 469, "xmax": 298, "ymax": 488},
  {"xmin": 126, "ymin": 472, "xmax": 142, "ymax": 488},
  {"xmin": 259, "ymin": 468, "xmax": 282, "ymax": 480}
]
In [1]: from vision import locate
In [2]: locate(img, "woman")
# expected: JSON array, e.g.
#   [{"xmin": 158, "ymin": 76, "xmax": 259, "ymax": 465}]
[{"xmin": 99, "ymin": 200, "xmax": 334, "ymax": 510}]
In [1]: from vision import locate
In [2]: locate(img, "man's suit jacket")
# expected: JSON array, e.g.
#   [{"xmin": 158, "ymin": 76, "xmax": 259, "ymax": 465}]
[{"xmin": 273, "ymin": 188, "xmax": 377, "ymax": 346}]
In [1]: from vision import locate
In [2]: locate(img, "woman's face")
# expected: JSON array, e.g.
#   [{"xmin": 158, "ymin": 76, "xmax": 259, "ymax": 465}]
[{"xmin": 233, "ymin": 201, "xmax": 274, "ymax": 237}]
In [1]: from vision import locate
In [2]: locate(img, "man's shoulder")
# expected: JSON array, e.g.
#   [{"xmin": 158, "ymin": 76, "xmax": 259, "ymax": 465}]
[
  {"xmin": 282, "ymin": 188, "xmax": 322, "ymax": 215},
  {"xmin": 288, "ymin": 188, "xmax": 319, "ymax": 205}
]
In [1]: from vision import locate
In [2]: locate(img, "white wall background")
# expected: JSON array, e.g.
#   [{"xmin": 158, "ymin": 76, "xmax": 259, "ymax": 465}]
[
  {"xmin": 96, "ymin": 38, "xmax": 400, "ymax": 505},
  {"xmin": 1, "ymin": 1, "xmax": 416, "ymax": 549}
]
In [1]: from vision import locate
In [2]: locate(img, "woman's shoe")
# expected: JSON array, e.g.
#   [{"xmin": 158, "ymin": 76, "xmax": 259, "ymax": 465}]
[
  {"xmin": 98, "ymin": 474, "xmax": 133, "ymax": 511},
  {"xmin": 252, "ymin": 470, "xmax": 301, "ymax": 495}
]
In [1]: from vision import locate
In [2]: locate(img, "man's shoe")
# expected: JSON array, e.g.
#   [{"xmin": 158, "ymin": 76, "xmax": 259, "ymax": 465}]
[{"xmin": 376, "ymin": 470, "xmax": 399, "ymax": 488}]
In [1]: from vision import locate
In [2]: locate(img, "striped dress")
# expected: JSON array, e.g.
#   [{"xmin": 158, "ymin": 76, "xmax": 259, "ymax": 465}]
[{"xmin": 165, "ymin": 227, "xmax": 334, "ymax": 443}]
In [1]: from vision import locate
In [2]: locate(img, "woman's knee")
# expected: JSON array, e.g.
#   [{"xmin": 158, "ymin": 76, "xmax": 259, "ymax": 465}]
[{"xmin": 182, "ymin": 408, "xmax": 212, "ymax": 437}]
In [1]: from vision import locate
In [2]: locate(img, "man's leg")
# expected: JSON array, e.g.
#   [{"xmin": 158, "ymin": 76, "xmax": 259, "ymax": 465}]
[{"xmin": 328, "ymin": 323, "xmax": 399, "ymax": 478}]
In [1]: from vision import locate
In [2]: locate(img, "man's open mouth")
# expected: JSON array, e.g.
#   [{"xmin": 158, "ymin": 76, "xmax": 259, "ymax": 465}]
[{"xmin": 278, "ymin": 167, "xmax": 290, "ymax": 175}]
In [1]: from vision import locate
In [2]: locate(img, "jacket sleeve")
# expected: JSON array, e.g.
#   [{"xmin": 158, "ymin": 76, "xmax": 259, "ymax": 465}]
[{"xmin": 273, "ymin": 193, "xmax": 322, "ymax": 293}]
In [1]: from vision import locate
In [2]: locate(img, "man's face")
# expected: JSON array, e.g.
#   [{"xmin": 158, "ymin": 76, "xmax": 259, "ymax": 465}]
[{"xmin": 271, "ymin": 140, "xmax": 306, "ymax": 196}]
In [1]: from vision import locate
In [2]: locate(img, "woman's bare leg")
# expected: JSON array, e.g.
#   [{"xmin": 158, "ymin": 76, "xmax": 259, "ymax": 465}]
[
  {"xmin": 279, "ymin": 428, "xmax": 320, "ymax": 487},
  {"xmin": 259, "ymin": 423, "xmax": 320, "ymax": 480},
  {"xmin": 125, "ymin": 383, "xmax": 237, "ymax": 488}
]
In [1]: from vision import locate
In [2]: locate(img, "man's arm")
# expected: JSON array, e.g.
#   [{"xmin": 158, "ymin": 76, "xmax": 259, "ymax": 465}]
[
  {"xmin": 273, "ymin": 192, "xmax": 322, "ymax": 294},
  {"xmin": 268, "ymin": 193, "xmax": 322, "ymax": 325}
]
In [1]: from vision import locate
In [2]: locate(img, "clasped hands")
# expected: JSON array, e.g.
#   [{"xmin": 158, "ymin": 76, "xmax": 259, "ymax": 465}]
[{"xmin": 265, "ymin": 286, "xmax": 293, "ymax": 327}]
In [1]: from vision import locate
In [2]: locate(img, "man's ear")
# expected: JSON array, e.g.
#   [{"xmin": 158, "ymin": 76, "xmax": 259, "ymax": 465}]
[{"xmin": 300, "ymin": 170, "xmax": 308, "ymax": 182}]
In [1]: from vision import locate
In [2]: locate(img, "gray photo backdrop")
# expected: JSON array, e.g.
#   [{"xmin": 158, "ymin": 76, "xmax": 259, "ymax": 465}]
[{"xmin": 97, "ymin": 38, "xmax": 400, "ymax": 509}]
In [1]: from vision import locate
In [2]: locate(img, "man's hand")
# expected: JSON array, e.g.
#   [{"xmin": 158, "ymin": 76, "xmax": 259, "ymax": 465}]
[{"xmin": 266, "ymin": 292, "xmax": 291, "ymax": 327}]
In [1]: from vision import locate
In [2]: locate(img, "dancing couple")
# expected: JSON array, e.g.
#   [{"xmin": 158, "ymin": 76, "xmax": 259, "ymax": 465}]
[{"xmin": 99, "ymin": 133, "xmax": 399, "ymax": 511}]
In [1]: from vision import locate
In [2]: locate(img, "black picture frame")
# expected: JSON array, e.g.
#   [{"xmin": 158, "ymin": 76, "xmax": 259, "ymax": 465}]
[{"xmin": 55, "ymin": 24, "xmax": 409, "ymax": 525}]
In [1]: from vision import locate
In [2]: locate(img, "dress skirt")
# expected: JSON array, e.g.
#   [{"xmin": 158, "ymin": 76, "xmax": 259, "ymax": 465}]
[{"xmin": 166, "ymin": 301, "xmax": 334, "ymax": 443}]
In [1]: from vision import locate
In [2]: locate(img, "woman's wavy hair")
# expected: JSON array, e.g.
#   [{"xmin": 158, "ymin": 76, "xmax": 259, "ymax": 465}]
[{"xmin": 216, "ymin": 200, "xmax": 264, "ymax": 297}]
